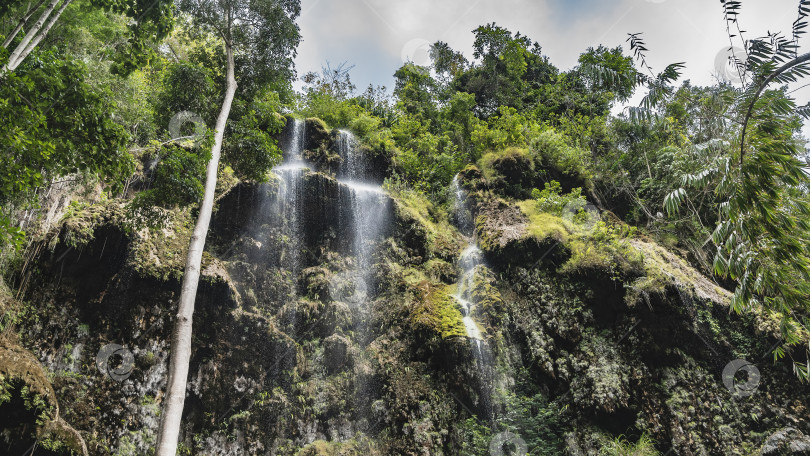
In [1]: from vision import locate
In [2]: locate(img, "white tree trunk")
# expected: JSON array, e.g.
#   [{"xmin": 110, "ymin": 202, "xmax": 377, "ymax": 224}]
[
  {"xmin": 1, "ymin": 0, "xmax": 48, "ymax": 49},
  {"xmin": 11, "ymin": 0, "xmax": 73, "ymax": 70},
  {"xmin": 2, "ymin": 0, "xmax": 61, "ymax": 73},
  {"xmin": 153, "ymin": 41, "xmax": 237, "ymax": 456}
]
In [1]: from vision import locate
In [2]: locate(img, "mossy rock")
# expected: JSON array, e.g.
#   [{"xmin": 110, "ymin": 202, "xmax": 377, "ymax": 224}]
[
  {"xmin": 479, "ymin": 147, "xmax": 535, "ymax": 198},
  {"xmin": 301, "ymin": 266, "xmax": 331, "ymax": 300},
  {"xmin": 408, "ymin": 282, "xmax": 467, "ymax": 340},
  {"xmin": 391, "ymin": 189, "xmax": 463, "ymax": 263},
  {"xmin": 302, "ymin": 128, "xmax": 341, "ymax": 175},
  {"xmin": 476, "ymin": 198, "xmax": 570, "ymax": 268},
  {"xmin": 423, "ymin": 258, "xmax": 457, "ymax": 284},
  {"xmin": 305, "ymin": 117, "xmax": 332, "ymax": 151},
  {"xmin": 457, "ymin": 164, "xmax": 485, "ymax": 192},
  {"xmin": 470, "ymin": 266, "xmax": 503, "ymax": 318},
  {"xmin": 295, "ymin": 437, "xmax": 377, "ymax": 456},
  {"xmin": 323, "ymin": 333, "xmax": 352, "ymax": 374},
  {"xmin": 37, "ymin": 418, "xmax": 89, "ymax": 456},
  {"xmin": 0, "ymin": 339, "xmax": 87, "ymax": 455}
]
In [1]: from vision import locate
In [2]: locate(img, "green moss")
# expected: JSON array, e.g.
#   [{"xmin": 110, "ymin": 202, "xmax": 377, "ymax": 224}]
[
  {"xmin": 295, "ymin": 435, "xmax": 378, "ymax": 455},
  {"xmin": 0, "ymin": 340, "xmax": 58, "ymax": 424},
  {"xmin": 390, "ymin": 186, "xmax": 461, "ymax": 260},
  {"xmin": 559, "ymin": 223, "xmax": 643, "ymax": 280},
  {"xmin": 516, "ymin": 200, "xmax": 569, "ymax": 243},
  {"xmin": 410, "ymin": 283, "xmax": 467, "ymax": 339},
  {"xmin": 479, "ymin": 147, "xmax": 533, "ymax": 181},
  {"xmin": 56, "ymin": 199, "xmax": 125, "ymax": 249},
  {"xmin": 423, "ymin": 258, "xmax": 456, "ymax": 283},
  {"xmin": 0, "ymin": 340, "xmax": 88, "ymax": 455},
  {"xmin": 402, "ymin": 266, "xmax": 429, "ymax": 286},
  {"xmin": 38, "ymin": 419, "xmax": 88, "ymax": 456},
  {"xmin": 470, "ymin": 266, "xmax": 503, "ymax": 315},
  {"xmin": 306, "ymin": 117, "xmax": 331, "ymax": 134},
  {"xmin": 629, "ymin": 238, "xmax": 730, "ymax": 306},
  {"xmin": 128, "ymin": 207, "xmax": 196, "ymax": 281}
]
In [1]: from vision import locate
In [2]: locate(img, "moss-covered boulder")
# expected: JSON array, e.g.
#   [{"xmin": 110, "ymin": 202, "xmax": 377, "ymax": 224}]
[
  {"xmin": 0, "ymin": 338, "xmax": 88, "ymax": 456},
  {"xmin": 479, "ymin": 147, "xmax": 536, "ymax": 198}
]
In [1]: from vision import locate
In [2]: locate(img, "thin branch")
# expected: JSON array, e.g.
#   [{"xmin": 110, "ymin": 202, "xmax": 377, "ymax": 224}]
[{"xmin": 128, "ymin": 136, "xmax": 201, "ymax": 152}]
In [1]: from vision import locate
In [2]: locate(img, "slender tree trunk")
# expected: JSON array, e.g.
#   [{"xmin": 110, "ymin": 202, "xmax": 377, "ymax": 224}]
[
  {"xmin": 13, "ymin": 0, "xmax": 72, "ymax": 69},
  {"xmin": 153, "ymin": 40, "xmax": 237, "ymax": 456},
  {"xmin": 4, "ymin": 0, "xmax": 71, "ymax": 72},
  {"xmin": 2, "ymin": 0, "xmax": 61, "ymax": 73},
  {"xmin": 1, "ymin": 0, "xmax": 48, "ymax": 49}
]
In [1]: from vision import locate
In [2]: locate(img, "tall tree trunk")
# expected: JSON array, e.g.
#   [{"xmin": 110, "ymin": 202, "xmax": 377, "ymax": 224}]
[
  {"xmin": 4, "ymin": 0, "xmax": 72, "ymax": 72},
  {"xmin": 2, "ymin": 0, "xmax": 61, "ymax": 73},
  {"xmin": 1, "ymin": 0, "xmax": 48, "ymax": 49},
  {"xmin": 154, "ymin": 41, "xmax": 237, "ymax": 456},
  {"xmin": 12, "ymin": 0, "xmax": 72, "ymax": 70}
]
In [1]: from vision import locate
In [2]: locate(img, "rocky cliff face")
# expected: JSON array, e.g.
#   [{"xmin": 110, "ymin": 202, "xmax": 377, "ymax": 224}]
[{"xmin": 1, "ymin": 117, "xmax": 809, "ymax": 455}]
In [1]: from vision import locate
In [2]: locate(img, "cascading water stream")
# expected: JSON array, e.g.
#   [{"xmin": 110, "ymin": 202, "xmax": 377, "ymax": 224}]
[
  {"xmin": 456, "ymin": 244, "xmax": 485, "ymax": 354},
  {"xmin": 338, "ymin": 129, "xmax": 361, "ymax": 180},
  {"xmin": 333, "ymin": 129, "xmax": 390, "ymax": 434},
  {"xmin": 450, "ymin": 174, "xmax": 493, "ymax": 420},
  {"xmin": 273, "ymin": 118, "xmax": 309, "ymax": 301},
  {"xmin": 336, "ymin": 130, "xmax": 388, "ymax": 314},
  {"xmin": 450, "ymin": 176, "xmax": 486, "ymax": 354}
]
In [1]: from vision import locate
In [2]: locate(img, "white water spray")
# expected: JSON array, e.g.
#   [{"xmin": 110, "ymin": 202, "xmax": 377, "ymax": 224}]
[
  {"xmin": 338, "ymin": 129, "xmax": 362, "ymax": 180},
  {"xmin": 450, "ymin": 175, "xmax": 485, "ymax": 351},
  {"xmin": 450, "ymin": 174, "xmax": 495, "ymax": 420},
  {"xmin": 273, "ymin": 118, "xmax": 309, "ymax": 286},
  {"xmin": 336, "ymin": 131, "xmax": 388, "ymax": 307}
]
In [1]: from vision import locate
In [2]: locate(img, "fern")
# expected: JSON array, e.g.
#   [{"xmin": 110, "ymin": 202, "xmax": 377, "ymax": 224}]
[{"xmin": 665, "ymin": 0, "xmax": 810, "ymax": 380}]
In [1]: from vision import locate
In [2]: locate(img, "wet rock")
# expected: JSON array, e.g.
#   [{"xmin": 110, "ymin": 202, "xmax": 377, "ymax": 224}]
[
  {"xmin": 480, "ymin": 147, "xmax": 535, "ymax": 199},
  {"xmin": 475, "ymin": 198, "xmax": 569, "ymax": 268},
  {"xmin": 323, "ymin": 334, "xmax": 352, "ymax": 374},
  {"xmin": 304, "ymin": 118, "xmax": 332, "ymax": 153},
  {"xmin": 761, "ymin": 428, "xmax": 810, "ymax": 455}
]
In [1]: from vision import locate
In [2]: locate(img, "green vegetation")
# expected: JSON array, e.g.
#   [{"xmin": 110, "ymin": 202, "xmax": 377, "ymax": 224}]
[
  {"xmin": 600, "ymin": 433, "xmax": 659, "ymax": 456},
  {"xmin": 1, "ymin": 1, "xmax": 809, "ymax": 455},
  {"xmin": 409, "ymin": 283, "xmax": 467, "ymax": 340}
]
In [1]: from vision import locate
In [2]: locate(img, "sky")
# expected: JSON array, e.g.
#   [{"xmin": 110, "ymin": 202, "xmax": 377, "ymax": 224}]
[{"xmin": 293, "ymin": 0, "xmax": 808, "ymax": 130}]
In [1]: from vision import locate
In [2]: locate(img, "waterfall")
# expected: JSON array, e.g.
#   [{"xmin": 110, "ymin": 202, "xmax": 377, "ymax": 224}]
[
  {"xmin": 337, "ymin": 129, "xmax": 362, "ymax": 180},
  {"xmin": 456, "ymin": 244, "xmax": 485, "ymax": 354},
  {"xmin": 450, "ymin": 176, "xmax": 485, "ymax": 350},
  {"xmin": 452, "ymin": 174, "xmax": 475, "ymax": 237},
  {"xmin": 334, "ymin": 130, "xmax": 390, "ymax": 434},
  {"xmin": 335, "ymin": 131, "xmax": 390, "ymax": 331},
  {"xmin": 273, "ymin": 119, "xmax": 309, "ymax": 303},
  {"xmin": 451, "ymin": 174, "xmax": 493, "ymax": 420}
]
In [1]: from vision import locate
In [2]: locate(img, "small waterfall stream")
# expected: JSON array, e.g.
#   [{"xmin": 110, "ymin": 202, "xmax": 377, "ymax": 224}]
[
  {"xmin": 456, "ymin": 244, "xmax": 485, "ymax": 353},
  {"xmin": 451, "ymin": 174, "xmax": 493, "ymax": 420},
  {"xmin": 451, "ymin": 176, "xmax": 485, "ymax": 353},
  {"xmin": 338, "ymin": 129, "xmax": 361, "ymax": 180},
  {"xmin": 334, "ymin": 129, "xmax": 390, "ymax": 434}
]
